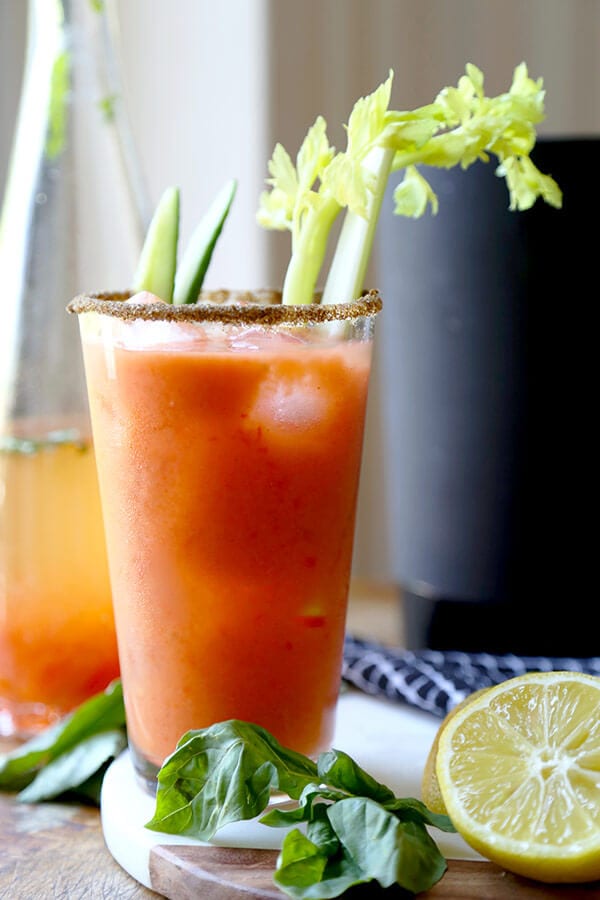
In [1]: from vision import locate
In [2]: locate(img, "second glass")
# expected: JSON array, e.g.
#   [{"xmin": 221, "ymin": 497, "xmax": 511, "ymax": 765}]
[
  {"xmin": 0, "ymin": 0, "xmax": 147, "ymax": 736},
  {"xmin": 68, "ymin": 289, "xmax": 381, "ymax": 790}
]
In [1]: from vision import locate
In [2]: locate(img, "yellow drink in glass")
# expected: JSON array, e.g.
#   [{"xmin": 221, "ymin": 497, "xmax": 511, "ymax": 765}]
[{"xmin": 0, "ymin": 420, "xmax": 119, "ymax": 736}]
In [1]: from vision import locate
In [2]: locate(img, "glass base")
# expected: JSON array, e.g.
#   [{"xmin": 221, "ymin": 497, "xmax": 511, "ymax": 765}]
[
  {"xmin": 128, "ymin": 740, "xmax": 160, "ymax": 796},
  {"xmin": 0, "ymin": 697, "xmax": 62, "ymax": 739}
]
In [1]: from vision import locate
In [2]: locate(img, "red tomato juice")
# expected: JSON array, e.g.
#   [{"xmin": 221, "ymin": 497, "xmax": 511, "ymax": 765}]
[{"xmin": 83, "ymin": 324, "xmax": 373, "ymax": 769}]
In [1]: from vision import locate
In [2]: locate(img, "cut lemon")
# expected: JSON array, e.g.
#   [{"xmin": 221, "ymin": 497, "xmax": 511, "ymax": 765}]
[
  {"xmin": 435, "ymin": 671, "xmax": 600, "ymax": 883},
  {"xmin": 421, "ymin": 687, "xmax": 490, "ymax": 816}
]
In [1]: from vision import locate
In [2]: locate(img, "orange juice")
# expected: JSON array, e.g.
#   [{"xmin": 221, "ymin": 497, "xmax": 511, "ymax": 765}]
[
  {"xmin": 0, "ymin": 425, "xmax": 119, "ymax": 735},
  {"xmin": 74, "ymin": 291, "xmax": 380, "ymax": 781}
]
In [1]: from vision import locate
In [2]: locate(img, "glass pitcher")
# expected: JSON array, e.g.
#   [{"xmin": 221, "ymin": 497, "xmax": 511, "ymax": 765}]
[{"xmin": 0, "ymin": 0, "xmax": 148, "ymax": 736}]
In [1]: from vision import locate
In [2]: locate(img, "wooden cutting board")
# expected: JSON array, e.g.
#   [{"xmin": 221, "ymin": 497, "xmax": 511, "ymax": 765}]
[{"xmin": 148, "ymin": 845, "xmax": 600, "ymax": 899}]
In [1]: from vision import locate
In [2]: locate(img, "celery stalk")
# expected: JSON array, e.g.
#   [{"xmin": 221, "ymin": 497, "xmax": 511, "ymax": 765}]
[
  {"xmin": 257, "ymin": 63, "xmax": 563, "ymax": 306},
  {"xmin": 321, "ymin": 146, "xmax": 393, "ymax": 305},
  {"xmin": 281, "ymin": 197, "xmax": 341, "ymax": 306}
]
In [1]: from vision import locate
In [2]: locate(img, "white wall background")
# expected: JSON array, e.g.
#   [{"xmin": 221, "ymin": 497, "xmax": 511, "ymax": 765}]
[{"xmin": 2, "ymin": 0, "xmax": 599, "ymax": 579}]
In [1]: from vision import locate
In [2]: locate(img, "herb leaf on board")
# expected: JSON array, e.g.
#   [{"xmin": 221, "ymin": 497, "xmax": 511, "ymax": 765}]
[
  {"xmin": 0, "ymin": 679, "xmax": 126, "ymax": 803},
  {"xmin": 146, "ymin": 719, "xmax": 454, "ymax": 898}
]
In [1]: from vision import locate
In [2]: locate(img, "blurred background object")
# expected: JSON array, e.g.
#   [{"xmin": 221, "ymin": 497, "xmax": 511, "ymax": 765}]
[
  {"xmin": 0, "ymin": 0, "xmax": 147, "ymax": 734},
  {"xmin": 1, "ymin": 0, "xmax": 599, "ymax": 652},
  {"xmin": 4, "ymin": 0, "xmax": 599, "ymax": 303},
  {"xmin": 377, "ymin": 137, "xmax": 598, "ymax": 655}
]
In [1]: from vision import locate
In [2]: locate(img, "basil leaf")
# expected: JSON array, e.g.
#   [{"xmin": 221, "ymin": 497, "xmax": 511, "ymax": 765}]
[
  {"xmin": 69, "ymin": 761, "xmax": 114, "ymax": 805},
  {"xmin": 275, "ymin": 829, "xmax": 331, "ymax": 894},
  {"xmin": 261, "ymin": 784, "xmax": 344, "ymax": 829},
  {"xmin": 305, "ymin": 807, "xmax": 340, "ymax": 858},
  {"xmin": 0, "ymin": 679, "xmax": 125, "ymax": 796},
  {"xmin": 147, "ymin": 719, "xmax": 453, "ymax": 898},
  {"xmin": 317, "ymin": 749, "xmax": 396, "ymax": 804},
  {"xmin": 326, "ymin": 797, "xmax": 447, "ymax": 896},
  {"xmin": 146, "ymin": 719, "xmax": 318, "ymax": 839},
  {"xmin": 385, "ymin": 796, "xmax": 455, "ymax": 832},
  {"xmin": 275, "ymin": 798, "xmax": 447, "ymax": 898},
  {"xmin": 17, "ymin": 730, "xmax": 126, "ymax": 803},
  {"xmin": 275, "ymin": 828, "xmax": 364, "ymax": 900}
]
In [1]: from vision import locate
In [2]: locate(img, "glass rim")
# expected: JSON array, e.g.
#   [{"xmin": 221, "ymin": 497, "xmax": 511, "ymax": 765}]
[{"xmin": 66, "ymin": 289, "xmax": 382, "ymax": 325}]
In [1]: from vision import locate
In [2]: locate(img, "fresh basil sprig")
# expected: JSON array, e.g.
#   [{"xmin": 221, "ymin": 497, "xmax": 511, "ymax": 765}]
[
  {"xmin": 0, "ymin": 679, "xmax": 126, "ymax": 804},
  {"xmin": 147, "ymin": 719, "xmax": 454, "ymax": 897}
]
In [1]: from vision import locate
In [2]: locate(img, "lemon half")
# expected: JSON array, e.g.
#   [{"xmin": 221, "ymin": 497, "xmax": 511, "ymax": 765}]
[
  {"xmin": 422, "ymin": 687, "xmax": 491, "ymax": 816},
  {"xmin": 435, "ymin": 671, "xmax": 600, "ymax": 883}
]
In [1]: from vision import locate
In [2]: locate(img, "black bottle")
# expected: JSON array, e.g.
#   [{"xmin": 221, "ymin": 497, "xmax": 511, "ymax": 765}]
[{"xmin": 376, "ymin": 137, "xmax": 597, "ymax": 656}]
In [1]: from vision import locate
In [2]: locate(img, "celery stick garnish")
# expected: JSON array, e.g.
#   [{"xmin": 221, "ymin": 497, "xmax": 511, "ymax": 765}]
[{"xmin": 257, "ymin": 63, "xmax": 563, "ymax": 306}]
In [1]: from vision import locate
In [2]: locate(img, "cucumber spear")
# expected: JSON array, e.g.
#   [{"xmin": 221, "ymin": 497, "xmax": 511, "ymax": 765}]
[{"xmin": 132, "ymin": 180, "xmax": 237, "ymax": 304}]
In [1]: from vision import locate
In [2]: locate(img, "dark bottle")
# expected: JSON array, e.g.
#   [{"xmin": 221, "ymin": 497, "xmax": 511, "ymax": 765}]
[{"xmin": 376, "ymin": 137, "xmax": 597, "ymax": 657}]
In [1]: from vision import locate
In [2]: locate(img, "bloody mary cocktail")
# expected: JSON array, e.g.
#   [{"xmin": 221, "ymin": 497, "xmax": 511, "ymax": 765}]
[{"xmin": 69, "ymin": 289, "xmax": 381, "ymax": 787}]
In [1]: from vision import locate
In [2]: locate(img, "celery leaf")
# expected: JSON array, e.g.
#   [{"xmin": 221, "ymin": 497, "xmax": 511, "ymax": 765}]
[{"xmin": 257, "ymin": 62, "xmax": 563, "ymax": 306}]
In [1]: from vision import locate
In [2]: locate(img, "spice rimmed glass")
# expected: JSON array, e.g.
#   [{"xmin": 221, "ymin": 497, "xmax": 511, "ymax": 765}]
[{"xmin": 68, "ymin": 289, "xmax": 381, "ymax": 791}]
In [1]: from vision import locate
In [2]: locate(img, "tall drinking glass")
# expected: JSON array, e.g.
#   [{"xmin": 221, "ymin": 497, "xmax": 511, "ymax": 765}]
[{"xmin": 68, "ymin": 289, "xmax": 381, "ymax": 791}]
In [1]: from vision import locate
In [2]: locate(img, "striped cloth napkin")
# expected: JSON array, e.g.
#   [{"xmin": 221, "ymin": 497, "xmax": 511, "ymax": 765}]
[{"xmin": 342, "ymin": 635, "xmax": 600, "ymax": 718}]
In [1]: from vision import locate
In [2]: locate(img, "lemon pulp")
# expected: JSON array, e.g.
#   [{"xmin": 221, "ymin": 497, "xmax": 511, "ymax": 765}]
[
  {"xmin": 422, "ymin": 686, "xmax": 491, "ymax": 816},
  {"xmin": 435, "ymin": 671, "xmax": 600, "ymax": 883}
]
